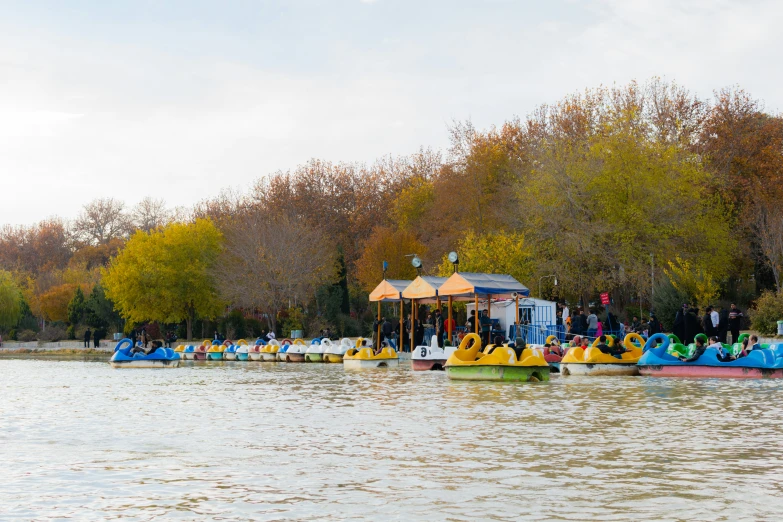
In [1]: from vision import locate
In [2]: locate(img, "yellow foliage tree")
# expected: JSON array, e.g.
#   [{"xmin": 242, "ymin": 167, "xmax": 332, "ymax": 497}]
[
  {"xmin": 392, "ymin": 177, "xmax": 435, "ymax": 231},
  {"xmin": 664, "ymin": 256, "xmax": 720, "ymax": 308},
  {"xmin": 437, "ymin": 231, "xmax": 533, "ymax": 285},
  {"xmin": 0, "ymin": 270, "xmax": 22, "ymax": 329},
  {"xmin": 356, "ymin": 227, "xmax": 427, "ymax": 291},
  {"xmin": 102, "ymin": 219, "xmax": 223, "ymax": 339}
]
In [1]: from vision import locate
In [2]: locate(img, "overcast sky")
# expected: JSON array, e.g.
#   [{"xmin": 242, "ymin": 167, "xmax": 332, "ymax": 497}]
[{"xmin": 1, "ymin": 0, "xmax": 781, "ymax": 226}]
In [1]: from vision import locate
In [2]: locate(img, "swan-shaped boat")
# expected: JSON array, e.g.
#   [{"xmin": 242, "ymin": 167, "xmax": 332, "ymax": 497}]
[
  {"xmin": 638, "ymin": 334, "xmax": 783, "ymax": 378},
  {"xmin": 323, "ymin": 338, "xmax": 352, "ymax": 363},
  {"xmin": 560, "ymin": 333, "xmax": 644, "ymax": 376},
  {"xmin": 223, "ymin": 340, "xmax": 238, "ymax": 361},
  {"xmin": 412, "ymin": 335, "xmax": 455, "ymax": 371},
  {"xmin": 109, "ymin": 338, "xmax": 180, "ymax": 368},
  {"xmin": 280, "ymin": 339, "xmax": 307, "ymax": 362},
  {"xmin": 343, "ymin": 338, "xmax": 398, "ymax": 369},
  {"xmin": 259, "ymin": 339, "xmax": 280, "ymax": 361},
  {"xmin": 174, "ymin": 344, "xmax": 188, "ymax": 359},
  {"xmin": 248, "ymin": 339, "xmax": 265, "ymax": 361},
  {"xmin": 445, "ymin": 333, "xmax": 549, "ymax": 382},
  {"xmin": 235, "ymin": 339, "xmax": 250, "ymax": 361},
  {"xmin": 193, "ymin": 340, "xmax": 210, "ymax": 360},
  {"xmin": 305, "ymin": 338, "xmax": 326, "ymax": 362},
  {"xmin": 206, "ymin": 340, "xmax": 228, "ymax": 361}
]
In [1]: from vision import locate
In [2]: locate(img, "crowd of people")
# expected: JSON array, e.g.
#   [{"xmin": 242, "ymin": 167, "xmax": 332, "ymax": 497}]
[
  {"xmin": 561, "ymin": 307, "xmax": 662, "ymax": 342},
  {"xmin": 672, "ymin": 303, "xmax": 744, "ymax": 345}
]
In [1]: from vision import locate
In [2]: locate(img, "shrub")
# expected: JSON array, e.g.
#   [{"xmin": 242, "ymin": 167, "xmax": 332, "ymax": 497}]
[
  {"xmin": 8, "ymin": 329, "xmax": 16, "ymax": 340},
  {"xmin": 651, "ymin": 279, "xmax": 688, "ymax": 333},
  {"xmin": 38, "ymin": 325, "xmax": 67, "ymax": 342},
  {"xmin": 225, "ymin": 309, "xmax": 247, "ymax": 339},
  {"xmin": 66, "ymin": 325, "xmax": 76, "ymax": 340},
  {"xmin": 750, "ymin": 290, "xmax": 783, "ymax": 335},
  {"xmin": 17, "ymin": 329, "xmax": 37, "ymax": 342}
]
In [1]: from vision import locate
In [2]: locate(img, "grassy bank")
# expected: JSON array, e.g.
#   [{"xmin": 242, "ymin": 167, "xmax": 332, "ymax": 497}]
[{"xmin": 0, "ymin": 348, "xmax": 111, "ymax": 359}]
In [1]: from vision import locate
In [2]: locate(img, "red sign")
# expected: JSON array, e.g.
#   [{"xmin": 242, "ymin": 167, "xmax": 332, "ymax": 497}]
[{"xmin": 600, "ymin": 292, "xmax": 610, "ymax": 305}]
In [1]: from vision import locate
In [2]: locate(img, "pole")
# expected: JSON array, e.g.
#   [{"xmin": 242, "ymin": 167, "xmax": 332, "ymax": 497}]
[
  {"xmin": 515, "ymin": 294, "xmax": 519, "ymax": 339},
  {"xmin": 411, "ymin": 299, "xmax": 416, "ymax": 349},
  {"xmin": 474, "ymin": 294, "xmax": 479, "ymax": 335},
  {"xmin": 651, "ymin": 253, "xmax": 654, "ymax": 300},
  {"xmin": 447, "ymin": 295, "xmax": 453, "ymax": 345},
  {"xmin": 377, "ymin": 301, "xmax": 381, "ymax": 349},
  {"xmin": 399, "ymin": 301, "xmax": 404, "ymax": 352}
]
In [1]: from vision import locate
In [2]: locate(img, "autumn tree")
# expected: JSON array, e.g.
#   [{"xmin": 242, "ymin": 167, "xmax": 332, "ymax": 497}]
[
  {"xmin": 102, "ymin": 219, "xmax": 223, "ymax": 339},
  {"xmin": 131, "ymin": 197, "xmax": 172, "ymax": 232},
  {"xmin": 213, "ymin": 210, "xmax": 336, "ymax": 332},
  {"xmin": 436, "ymin": 231, "xmax": 533, "ymax": 286},
  {"xmin": 74, "ymin": 198, "xmax": 130, "ymax": 246},
  {"xmin": 0, "ymin": 219, "xmax": 72, "ymax": 274},
  {"xmin": 0, "ymin": 270, "xmax": 22, "ymax": 330},
  {"xmin": 356, "ymin": 227, "xmax": 427, "ymax": 291}
]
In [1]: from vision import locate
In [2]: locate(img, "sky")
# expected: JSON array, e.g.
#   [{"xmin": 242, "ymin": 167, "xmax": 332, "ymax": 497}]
[{"xmin": 1, "ymin": 0, "xmax": 782, "ymax": 226}]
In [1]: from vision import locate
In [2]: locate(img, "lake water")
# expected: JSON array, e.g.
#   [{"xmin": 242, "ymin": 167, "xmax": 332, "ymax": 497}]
[{"xmin": 2, "ymin": 359, "xmax": 783, "ymax": 521}]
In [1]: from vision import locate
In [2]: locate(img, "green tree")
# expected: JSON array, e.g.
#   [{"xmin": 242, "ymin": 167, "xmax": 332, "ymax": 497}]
[
  {"xmin": 0, "ymin": 270, "xmax": 22, "ymax": 330},
  {"xmin": 67, "ymin": 287, "xmax": 86, "ymax": 325},
  {"xmin": 84, "ymin": 284, "xmax": 122, "ymax": 331},
  {"xmin": 437, "ymin": 230, "xmax": 533, "ymax": 285},
  {"xmin": 102, "ymin": 219, "xmax": 223, "ymax": 340}
]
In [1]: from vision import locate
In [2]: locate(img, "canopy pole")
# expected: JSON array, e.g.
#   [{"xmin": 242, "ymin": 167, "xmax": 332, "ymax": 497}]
[
  {"xmin": 447, "ymin": 295, "xmax": 453, "ymax": 345},
  {"xmin": 377, "ymin": 301, "xmax": 382, "ymax": 349},
  {"xmin": 399, "ymin": 301, "xmax": 404, "ymax": 353},
  {"xmin": 474, "ymin": 294, "xmax": 479, "ymax": 335},
  {"xmin": 411, "ymin": 299, "xmax": 416, "ymax": 350},
  {"xmin": 515, "ymin": 294, "xmax": 520, "ymax": 340}
]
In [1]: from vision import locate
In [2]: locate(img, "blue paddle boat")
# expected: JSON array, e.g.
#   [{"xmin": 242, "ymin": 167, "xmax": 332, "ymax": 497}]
[
  {"xmin": 109, "ymin": 338, "xmax": 180, "ymax": 368},
  {"xmin": 638, "ymin": 334, "xmax": 783, "ymax": 379}
]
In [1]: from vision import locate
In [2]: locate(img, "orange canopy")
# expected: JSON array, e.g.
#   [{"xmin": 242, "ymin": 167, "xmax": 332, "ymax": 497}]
[
  {"xmin": 401, "ymin": 276, "xmax": 449, "ymax": 301},
  {"xmin": 438, "ymin": 272, "xmax": 530, "ymax": 298},
  {"xmin": 368, "ymin": 279, "xmax": 412, "ymax": 302}
]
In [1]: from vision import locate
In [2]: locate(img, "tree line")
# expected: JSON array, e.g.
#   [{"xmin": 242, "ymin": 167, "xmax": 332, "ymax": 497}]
[{"xmin": 2, "ymin": 78, "xmax": 783, "ymax": 341}]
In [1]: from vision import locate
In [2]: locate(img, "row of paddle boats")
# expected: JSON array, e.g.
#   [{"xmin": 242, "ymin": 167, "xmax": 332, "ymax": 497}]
[
  {"xmin": 110, "ymin": 337, "xmax": 401, "ymax": 369},
  {"xmin": 110, "ymin": 332, "xmax": 783, "ymax": 379}
]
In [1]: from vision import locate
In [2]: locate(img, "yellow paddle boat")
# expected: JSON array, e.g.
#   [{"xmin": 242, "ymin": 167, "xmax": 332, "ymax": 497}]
[
  {"xmin": 260, "ymin": 339, "xmax": 281, "ymax": 361},
  {"xmin": 206, "ymin": 341, "xmax": 226, "ymax": 361},
  {"xmin": 445, "ymin": 333, "xmax": 550, "ymax": 382},
  {"xmin": 560, "ymin": 333, "xmax": 644, "ymax": 376},
  {"xmin": 323, "ymin": 338, "xmax": 353, "ymax": 363},
  {"xmin": 343, "ymin": 338, "xmax": 398, "ymax": 369}
]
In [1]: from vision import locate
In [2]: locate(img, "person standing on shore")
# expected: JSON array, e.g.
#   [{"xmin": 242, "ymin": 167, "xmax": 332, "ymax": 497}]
[
  {"xmin": 728, "ymin": 304, "xmax": 743, "ymax": 344},
  {"xmin": 93, "ymin": 328, "xmax": 101, "ymax": 349},
  {"xmin": 84, "ymin": 328, "xmax": 92, "ymax": 348}
]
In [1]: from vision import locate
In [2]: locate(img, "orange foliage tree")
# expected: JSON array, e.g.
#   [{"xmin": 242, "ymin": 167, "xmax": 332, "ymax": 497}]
[{"xmin": 356, "ymin": 227, "xmax": 427, "ymax": 291}]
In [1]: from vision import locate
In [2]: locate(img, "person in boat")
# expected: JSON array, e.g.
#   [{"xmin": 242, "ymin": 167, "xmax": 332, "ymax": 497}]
[
  {"xmin": 708, "ymin": 336, "xmax": 734, "ymax": 362},
  {"xmin": 513, "ymin": 340, "xmax": 527, "ymax": 361},
  {"xmin": 596, "ymin": 335, "xmax": 625, "ymax": 358},
  {"xmin": 748, "ymin": 335, "xmax": 761, "ymax": 352},
  {"xmin": 678, "ymin": 336, "xmax": 707, "ymax": 363},
  {"xmin": 147, "ymin": 340, "xmax": 163, "ymax": 355}
]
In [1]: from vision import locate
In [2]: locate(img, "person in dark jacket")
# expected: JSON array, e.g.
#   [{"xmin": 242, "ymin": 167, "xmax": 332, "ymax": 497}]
[
  {"xmin": 93, "ymin": 328, "xmax": 101, "ymax": 348},
  {"xmin": 381, "ymin": 317, "xmax": 393, "ymax": 346},
  {"xmin": 683, "ymin": 308, "xmax": 702, "ymax": 345},
  {"xmin": 679, "ymin": 336, "xmax": 707, "ymax": 362},
  {"xmin": 702, "ymin": 307, "xmax": 715, "ymax": 338},
  {"xmin": 728, "ymin": 304, "xmax": 743, "ymax": 344},
  {"xmin": 84, "ymin": 328, "xmax": 92, "ymax": 348},
  {"xmin": 718, "ymin": 307, "xmax": 729, "ymax": 344},
  {"xmin": 648, "ymin": 313, "xmax": 661, "ymax": 336}
]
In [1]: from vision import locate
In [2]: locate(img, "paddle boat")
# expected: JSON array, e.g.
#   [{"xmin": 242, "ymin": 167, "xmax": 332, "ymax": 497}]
[
  {"xmin": 223, "ymin": 340, "xmax": 238, "ymax": 361},
  {"xmin": 193, "ymin": 340, "xmax": 210, "ymax": 361},
  {"xmin": 412, "ymin": 335, "xmax": 455, "ymax": 371},
  {"xmin": 445, "ymin": 333, "xmax": 550, "ymax": 382},
  {"xmin": 109, "ymin": 338, "xmax": 180, "ymax": 368},
  {"xmin": 343, "ymin": 338, "xmax": 399, "ymax": 369},
  {"xmin": 275, "ymin": 339, "xmax": 293, "ymax": 361},
  {"xmin": 235, "ymin": 340, "xmax": 250, "ymax": 361},
  {"xmin": 560, "ymin": 333, "xmax": 644, "ymax": 376},
  {"xmin": 174, "ymin": 344, "xmax": 188, "ymax": 359},
  {"xmin": 206, "ymin": 340, "xmax": 227, "ymax": 361},
  {"xmin": 323, "ymin": 338, "xmax": 353, "ymax": 363},
  {"xmin": 248, "ymin": 339, "xmax": 265, "ymax": 361},
  {"xmin": 260, "ymin": 339, "xmax": 281, "ymax": 361},
  {"xmin": 638, "ymin": 334, "xmax": 783, "ymax": 378},
  {"xmin": 281, "ymin": 339, "xmax": 308, "ymax": 362},
  {"xmin": 305, "ymin": 338, "xmax": 326, "ymax": 362}
]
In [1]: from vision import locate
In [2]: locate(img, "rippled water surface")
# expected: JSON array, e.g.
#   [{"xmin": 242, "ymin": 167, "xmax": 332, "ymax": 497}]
[{"xmin": 2, "ymin": 359, "xmax": 783, "ymax": 521}]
